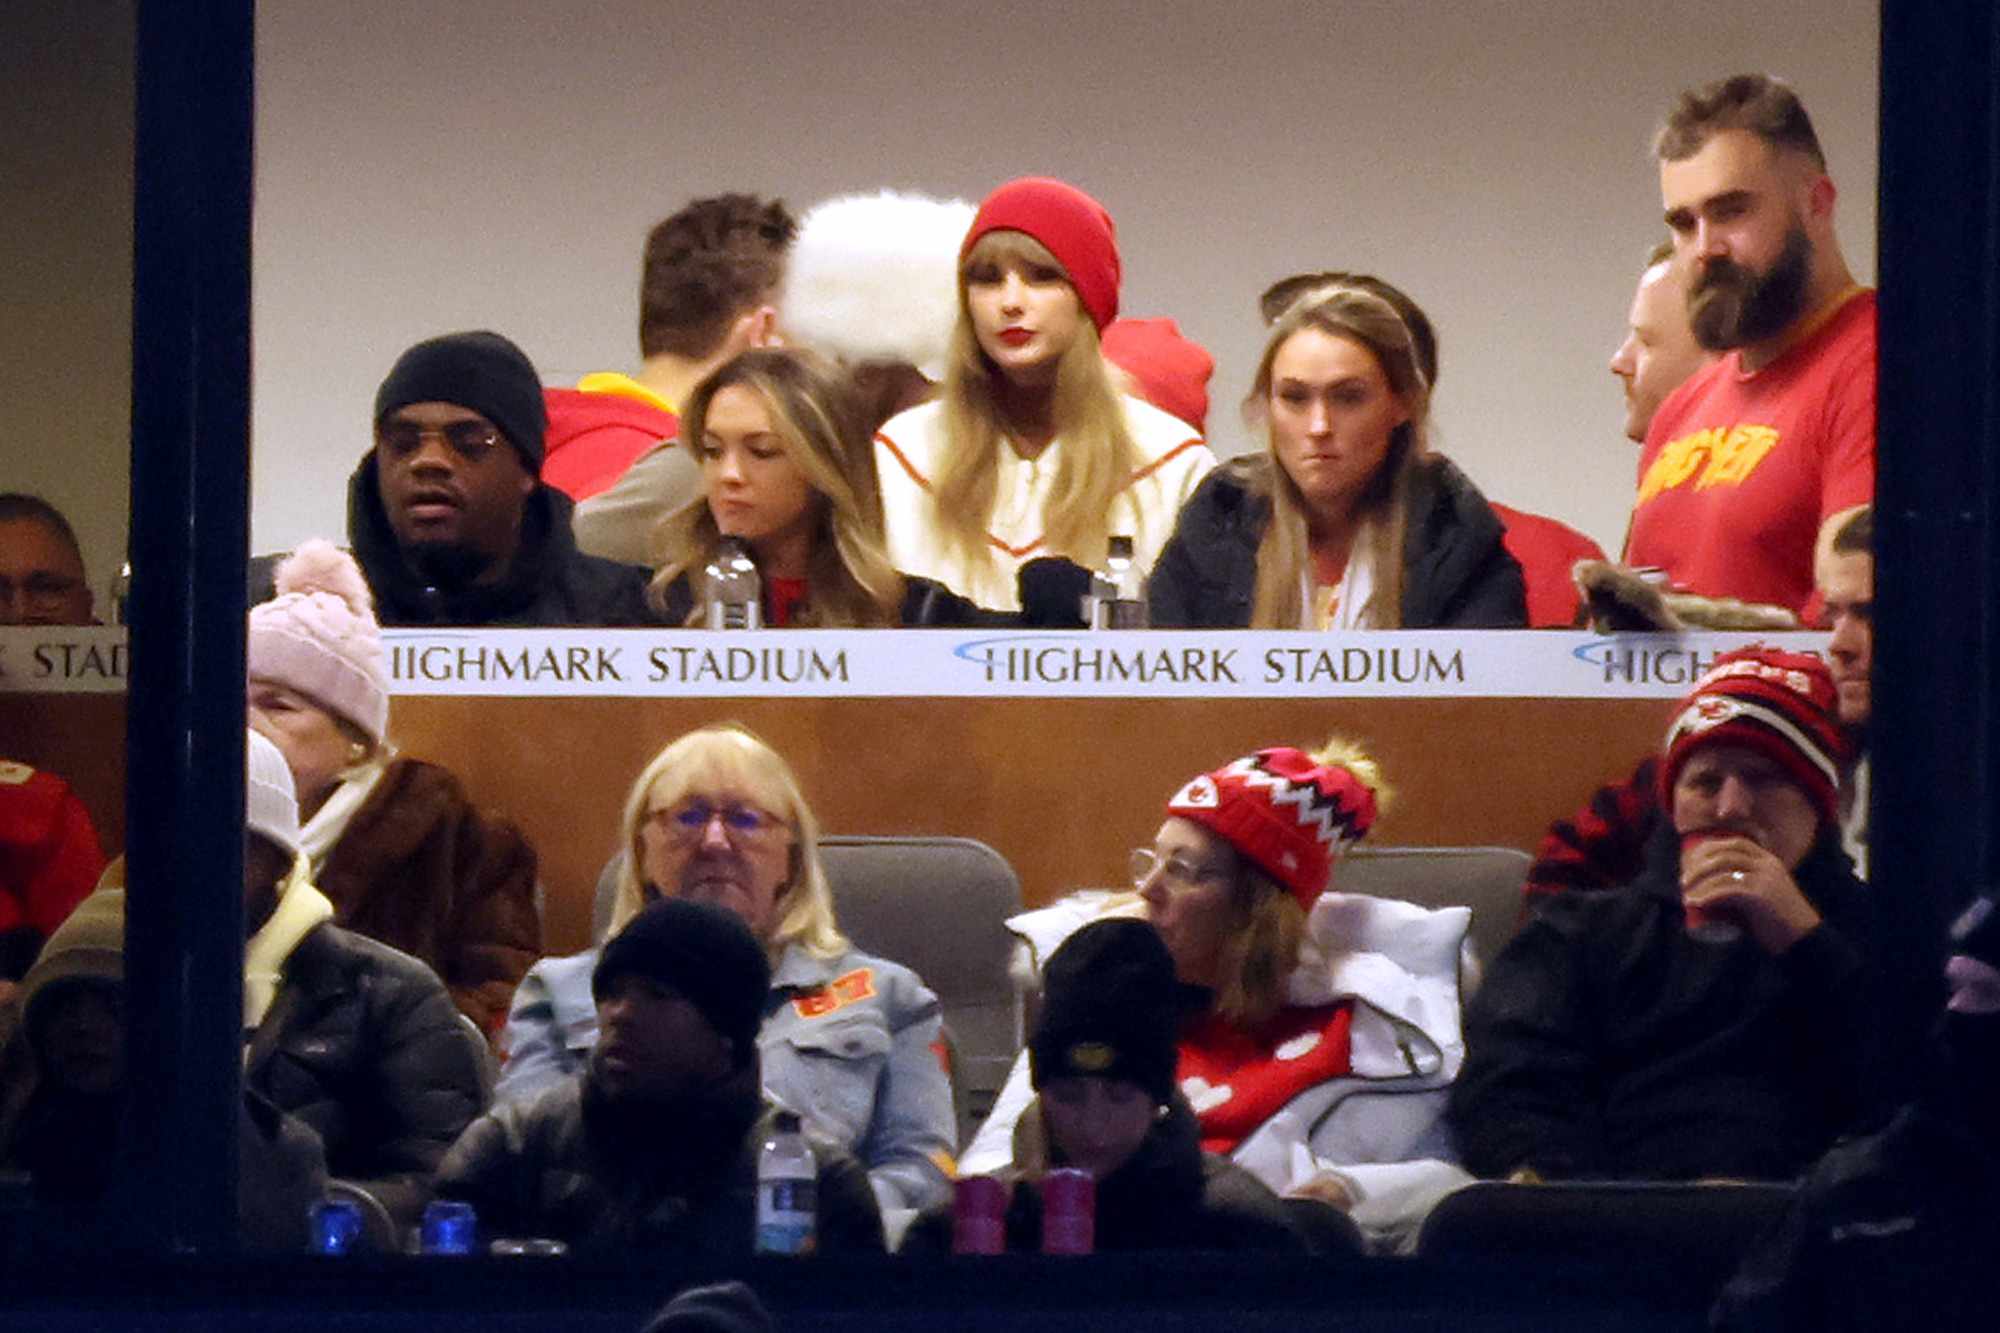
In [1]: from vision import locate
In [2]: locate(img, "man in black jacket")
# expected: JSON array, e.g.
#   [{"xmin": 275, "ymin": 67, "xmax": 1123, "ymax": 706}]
[
  {"xmin": 1713, "ymin": 890, "xmax": 2000, "ymax": 1332},
  {"xmin": 1451, "ymin": 646, "xmax": 1879, "ymax": 1182},
  {"xmin": 434, "ymin": 898, "xmax": 883, "ymax": 1256},
  {"xmin": 351, "ymin": 330, "xmax": 660, "ymax": 626},
  {"xmin": 241, "ymin": 728, "xmax": 488, "ymax": 1229}
]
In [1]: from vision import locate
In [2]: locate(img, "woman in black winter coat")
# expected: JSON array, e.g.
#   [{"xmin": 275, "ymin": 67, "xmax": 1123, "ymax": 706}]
[{"xmin": 1147, "ymin": 285, "xmax": 1525, "ymax": 629}]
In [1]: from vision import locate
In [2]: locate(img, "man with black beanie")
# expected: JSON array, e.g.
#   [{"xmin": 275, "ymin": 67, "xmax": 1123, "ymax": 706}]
[
  {"xmin": 435, "ymin": 899, "xmax": 883, "ymax": 1256},
  {"xmin": 349, "ymin": 330, "xmax": 660, "ymax": 626},
  {"xmin": 1715, "ymin": 891, "xmax": 2000, "ymax": 1332}
]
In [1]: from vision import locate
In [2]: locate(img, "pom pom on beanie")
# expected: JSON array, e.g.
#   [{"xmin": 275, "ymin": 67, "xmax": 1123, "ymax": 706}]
[{"xmin": 248, "ymin": 539, "xmax": 389, "ymax": 745}]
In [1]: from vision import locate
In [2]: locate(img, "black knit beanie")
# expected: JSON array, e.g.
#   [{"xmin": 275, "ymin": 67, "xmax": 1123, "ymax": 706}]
[
  {"xmin": 593, "ymin": 899, "xmax": 771, "ymax": 1068},
  {"xmin": 373, "ymin": 330, "xmax": 548, "ymax": 470},
  {"xmin": 1030, "ymin": 918, "xmax": 1180, "ymax": 1106}
]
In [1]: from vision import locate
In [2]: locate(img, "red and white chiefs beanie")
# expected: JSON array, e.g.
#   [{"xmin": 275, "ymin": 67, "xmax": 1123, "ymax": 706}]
[
  {"xmin": 1660, "ymin": 646, "xmax": 1846, "ymax": 826},
  {"xmin": 1165, "ymin": 747, "xmax": 1379, "ymax": 910}
]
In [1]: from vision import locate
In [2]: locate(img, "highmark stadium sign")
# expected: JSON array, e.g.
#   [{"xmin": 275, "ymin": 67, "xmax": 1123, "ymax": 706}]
[{"xmin": 2, "ymin": 628, "xmax": 1831, "ymax": 699}]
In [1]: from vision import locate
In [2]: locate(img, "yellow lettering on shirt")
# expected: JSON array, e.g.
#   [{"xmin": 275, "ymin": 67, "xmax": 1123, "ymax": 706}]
[
  {"xmin": 1696, "ymin": 425, "xmax": 1780, "ymax": 490},
  {"xmin": 1637, "ymin": 424, "xmax": 1781, "ymax": 505}
]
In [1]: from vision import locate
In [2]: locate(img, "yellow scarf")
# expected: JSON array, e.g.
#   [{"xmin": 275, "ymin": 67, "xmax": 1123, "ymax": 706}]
[{"xmin": 242, "ymin": 853, "xmax": 335, "ymax": 1034}]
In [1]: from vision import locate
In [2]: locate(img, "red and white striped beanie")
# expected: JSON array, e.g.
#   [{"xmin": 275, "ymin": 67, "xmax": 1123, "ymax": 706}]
[
  {"xmin": 1660, "ymin": 645, "xmax": 1846, "ymax": 825},
  {"xmin": 1165, "ymin": 747, "xmax": 1380, "ymax": 910}
]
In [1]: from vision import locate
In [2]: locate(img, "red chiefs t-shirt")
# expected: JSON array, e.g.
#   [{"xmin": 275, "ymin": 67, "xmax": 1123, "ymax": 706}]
[{"xmin": 1624, "ymin": 289, "xmax": 1876, "ymax": 613}]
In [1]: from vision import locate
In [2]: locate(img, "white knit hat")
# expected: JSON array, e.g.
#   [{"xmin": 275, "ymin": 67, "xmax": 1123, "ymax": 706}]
[
  {"xmin": 246, "ymin": 728, "xmax": 302, "ymax": 855},
  {"xmin": 779, "ymin": 189, "xmax": 976, "ymax": 380},
  {"xmin": 248, "ymin": 539, "xmax": 389, "ymax": 744}
]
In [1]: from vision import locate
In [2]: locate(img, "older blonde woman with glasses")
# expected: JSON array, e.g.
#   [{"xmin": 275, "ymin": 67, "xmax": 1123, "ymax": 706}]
[
  {"xmin": 961, "ymin": 736, "xmax": 1475, "ymax": 1253},
  {"xmin": 494, "ymin": 723, "xmax": 956, "ymax": 1221}
]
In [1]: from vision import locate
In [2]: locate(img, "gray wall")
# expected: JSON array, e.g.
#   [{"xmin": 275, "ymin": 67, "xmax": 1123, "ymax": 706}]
[
  {"xmin": 1, "ymin": 2, "xmax": 1879, "ymax": 575},
  {"xmin": 1, "ymin": 3, "xmax": 134, "ymax": 603}
]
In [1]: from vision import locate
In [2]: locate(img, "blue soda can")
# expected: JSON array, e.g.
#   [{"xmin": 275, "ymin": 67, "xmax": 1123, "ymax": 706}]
[
  {"xmin": 308, "ymin": 1198, "xmax": 365, "ymax": 1256},
  {"xmin": 419, "ymin": 1200, "xmax": 478, "ymax": 1255}
]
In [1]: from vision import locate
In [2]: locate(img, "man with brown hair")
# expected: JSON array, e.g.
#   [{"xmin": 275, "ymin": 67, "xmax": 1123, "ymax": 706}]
[
  {"xmin": 1609, "ymin": 240, "xmax": 1711, "ymax": 446},
  {"xmin": 1624, "ymin": 73, "xmax": 1875, "ymax": 615},
  {"xmin": 551, "ymin": 194, "xmax": 795, "ymax": 523}
]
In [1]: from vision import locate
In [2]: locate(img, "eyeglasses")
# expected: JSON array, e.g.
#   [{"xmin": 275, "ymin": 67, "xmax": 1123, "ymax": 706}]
[
  {"xmin": 650, "ymin": 799, "xmax": 788, "ymax": 846},
  {"xmin": 1128, "ymin": 847, "xmax": 1229, "ymax": 894},
  {"xmin": 0, "ymin": 573, "xmax": 85, "ymax": 613},
  {"xmin": 376, "ymin": 420, "xmax": 506, "ymax": 462}
]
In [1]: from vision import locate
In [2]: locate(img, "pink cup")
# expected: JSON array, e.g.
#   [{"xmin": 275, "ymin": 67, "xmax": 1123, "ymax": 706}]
[
  {"xmin": 951, "ymin": 1175, "xmax": 1008, "ymax": 1255},
  {"xmin": 1040, "ymin": 1168, "xmax": 1095, "ymax": 1255}
]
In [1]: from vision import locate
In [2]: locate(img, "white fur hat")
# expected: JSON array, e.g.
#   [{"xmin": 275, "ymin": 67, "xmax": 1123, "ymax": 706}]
[
  {"xmin": 779, "ymin": 189, "xmax": 976, "ymax": 380},
  {"xmin": 248, "ymin": 539, "xmax": 389, "ymax": 744},
  {"xmin": 246, "ymin": 727, "xmax": 302, "ymax": 856}
]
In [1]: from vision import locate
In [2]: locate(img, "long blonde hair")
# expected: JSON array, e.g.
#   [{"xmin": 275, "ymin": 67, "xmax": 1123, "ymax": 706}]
[
  {"xmin": 1209, "ymin": 735, "xmax": 1395, "ymax": 1026},
  {"xmin": 609, "ymin": 723, "xmax": 849, "ymax": 961},
  {"xmin": 932, "ymin": 231, "xmax": 1141, "ymax": 579},
  {"xmin": 1243, "ymin": 285, "xmax": 1432, "ymax": 629},
  {"xmin": 651, "ymin": 349, "xmax": 904, "ymax": 627}
]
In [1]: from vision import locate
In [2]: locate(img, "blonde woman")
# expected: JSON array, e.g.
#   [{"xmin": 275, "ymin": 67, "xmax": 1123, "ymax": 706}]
[
  {"xmin": 1148, "ymin": 285, "xmax": 1525, "ymax": 628},
  {"xmin": 962, "ymin": 737, "xmax": 1475, "ymax": 1253},
  {"xmin": 495, "ymin": 724, "xmax": 956, "ymax": 1219},
  {"xmin": 873, "ymin": 177, "xmax": 1216, "ymax": 610},
  {"xmin": 650, "ymin": 348, "xmax": 992, "ymax": 626}
]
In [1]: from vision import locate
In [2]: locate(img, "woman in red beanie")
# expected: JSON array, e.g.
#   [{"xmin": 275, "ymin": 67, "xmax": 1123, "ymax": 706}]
[
  {"xmin": 1148, "ymin": 283, "xmax": 1526, "ymax": 628},
  {"xmin": 872, "ymin": 177, "xmax": 1216, "ymax": 611},
  {"xmin": 962, "ymin": 736, "xmax": 1476, "ymax": 1253}
]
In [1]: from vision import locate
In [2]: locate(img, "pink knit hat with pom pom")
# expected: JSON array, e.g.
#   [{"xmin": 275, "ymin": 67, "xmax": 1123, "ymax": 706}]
[{"xmin": 248, "ymin": 540, "xmax": 389, "ymax": 744}]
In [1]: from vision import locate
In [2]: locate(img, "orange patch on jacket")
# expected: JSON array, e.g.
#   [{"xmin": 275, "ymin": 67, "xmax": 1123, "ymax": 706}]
[{"xmin": 791, "ymin": 967, "xmax": 878, "ymax": 1019}]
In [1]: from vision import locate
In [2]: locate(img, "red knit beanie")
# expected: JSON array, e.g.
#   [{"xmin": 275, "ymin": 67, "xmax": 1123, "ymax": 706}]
[
  {"xmin": 1101, "ymin": 317, "xmax": 1213, "ymax": 433},
  {"xmin": 961, "ymin": 177, "xmax": 1121, "ymax": 331},
  {"xmin": 1165, "ymin": 747, "xmax": 1379, "ymax": 910},
  {"xmin": 1659, "ymin": 646, "xmax": 1847, "ymax": 825}
]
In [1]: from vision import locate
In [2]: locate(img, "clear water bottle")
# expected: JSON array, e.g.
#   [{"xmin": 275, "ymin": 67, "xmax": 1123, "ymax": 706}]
[
  {"xmin": 418, "ymin": 1199, "xmax": 478, "ymax": 1255},
  {"xmin": 754, "ymin": 1110, "xmax": 816, "ymax": 1255},
  {"xmin": 307, "ymin": 1196, "xmax": 364, "ymax": 1256},
  {"xmin": 1087, "ymin": 535, "xmax": 1146, "ymax": 629},
  {"xmin": 703, "ymin": 537, "xmax": 762, "ymax": 630}
]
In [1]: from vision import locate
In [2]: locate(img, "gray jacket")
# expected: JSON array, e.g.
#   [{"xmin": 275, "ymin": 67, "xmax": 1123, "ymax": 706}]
[{"xmin": 496, "ymin": 939, "xmax": 954, "ymax": 1219}]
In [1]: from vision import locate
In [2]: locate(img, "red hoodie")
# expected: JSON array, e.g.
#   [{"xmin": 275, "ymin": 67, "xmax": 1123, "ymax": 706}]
[{"xmin": 540, "ymin": 375, "xmax": 679, "ymax": 502}]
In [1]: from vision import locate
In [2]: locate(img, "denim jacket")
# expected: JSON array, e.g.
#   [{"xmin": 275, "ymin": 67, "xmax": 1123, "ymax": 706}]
[{"xmin": 497, "ymin": 941, "xmax": 954, "ymax": 1219}]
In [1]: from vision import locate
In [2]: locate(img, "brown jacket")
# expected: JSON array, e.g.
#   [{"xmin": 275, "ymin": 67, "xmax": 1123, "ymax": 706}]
[{"xmin": 317, "ymin": 758, "xmax": 540, "ymax": 1034}]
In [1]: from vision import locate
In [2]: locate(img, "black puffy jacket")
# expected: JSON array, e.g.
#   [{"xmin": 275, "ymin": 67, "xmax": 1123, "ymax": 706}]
[
  {"xmin": 1146, "ymin": 455, "xmax": 1527, "ymax": 628},
  {"xmin": 243, "ymin": 921, "xmax": 489, "ymax": 1227},
  {"xmin": 1450, "ymin": 826, "xmax": 1881, "ymax": 1182},
  {"xmin": 435, "ymin": 1066, "xmax": 885, "ymax": 1257}
]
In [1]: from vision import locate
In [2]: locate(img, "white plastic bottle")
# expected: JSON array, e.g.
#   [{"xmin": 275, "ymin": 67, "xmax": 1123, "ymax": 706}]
[
  {"xmin": 1087, "ymin": 535, "xmax": 1147, "ymax": 629},
  {"xmin": 703, "ymin": 537, "xmax": 762, "ymax": 630},
  {"xmin": 754, "ymin": 1110, "xmax": 817, "ymax": 1255}
]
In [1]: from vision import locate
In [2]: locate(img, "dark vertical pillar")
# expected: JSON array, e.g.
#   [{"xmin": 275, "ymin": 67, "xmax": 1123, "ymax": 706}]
[
  {"xmin": 122, "ymin": 0, "xmax": 255, "ymax": 1253},
  {"xmin": 1875, "ymin": 0, "xmax": 2000, "ymax": 1055}
]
